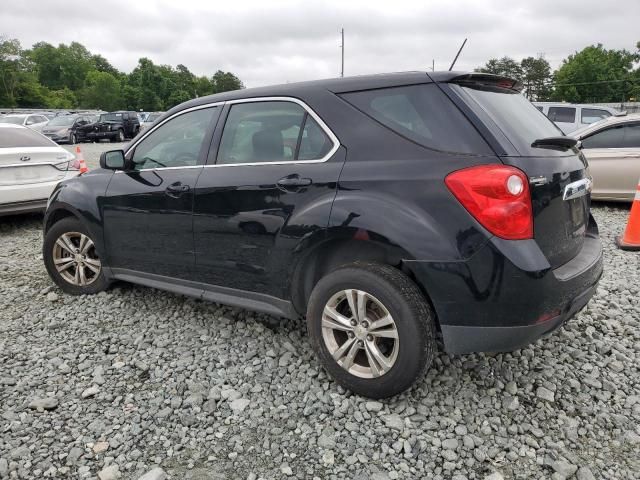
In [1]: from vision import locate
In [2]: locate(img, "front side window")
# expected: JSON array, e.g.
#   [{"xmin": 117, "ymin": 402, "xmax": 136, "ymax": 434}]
[
  {"xmin": 548, "ymin": 107, "xmax": 576, "ymax": 123},
  {"xmin": 581, "ymin": 108, "xmax": 611, "ymax": 124},
  {"xmin": 217, "ymin": 101, "xmax": 334, "ymax": 165},
  {"xmin": 131, "ymin": 107, "xmax": 219, "ymax": 170},
  {"xmin": 581, "ymin": 125, "xmax": 624, "ymax": 149}
]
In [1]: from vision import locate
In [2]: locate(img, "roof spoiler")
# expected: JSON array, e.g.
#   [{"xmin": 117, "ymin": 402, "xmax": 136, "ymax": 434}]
[{"xmin": 446, "ymin": 73, "xmax": 523, "ymax": 92}]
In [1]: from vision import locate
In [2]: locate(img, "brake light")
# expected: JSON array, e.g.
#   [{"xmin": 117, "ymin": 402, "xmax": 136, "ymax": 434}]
[{"xmin": 445, "ymin": 165, "xmax": 533, "ymax": 240}]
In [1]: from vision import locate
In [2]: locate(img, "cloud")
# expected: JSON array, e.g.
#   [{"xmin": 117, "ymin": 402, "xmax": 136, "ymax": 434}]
[{"xmin": 1, "ymin": 0, "xmax": 638, "ymax": 87}]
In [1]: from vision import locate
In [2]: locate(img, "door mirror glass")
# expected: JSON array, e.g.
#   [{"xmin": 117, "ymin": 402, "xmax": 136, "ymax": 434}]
[{"xmin": 100, "ymin": 150, "xmax": 126, "ymax": 170}]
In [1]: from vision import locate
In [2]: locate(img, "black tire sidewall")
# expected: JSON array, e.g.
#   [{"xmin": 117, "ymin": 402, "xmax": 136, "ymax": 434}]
[
  {"xmin": 307, "ymin": 264, "xmax": 435, "ymax": 398},
  {"xmin": 43, "ymin": 217, "xmax": 109, "ymax": 295}
]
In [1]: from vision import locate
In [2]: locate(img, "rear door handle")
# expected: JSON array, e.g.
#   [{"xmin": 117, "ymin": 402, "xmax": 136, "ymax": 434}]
[
  {"xmin": 166, "ymin": 182, "xmax": 190, "ymax": 197},
  {"xmin": 277, "ymin": 175, "xmax": 312, "ymax": 189}
]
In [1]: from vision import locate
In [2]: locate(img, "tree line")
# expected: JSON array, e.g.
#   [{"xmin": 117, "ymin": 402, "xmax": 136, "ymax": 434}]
[
  {"xmin": 475, "ymin": 42, "xmax": 640, "ymax": 103},
  {"xmin": 0, "ymin": 37, "xmax": 244, "ymax": 111}
]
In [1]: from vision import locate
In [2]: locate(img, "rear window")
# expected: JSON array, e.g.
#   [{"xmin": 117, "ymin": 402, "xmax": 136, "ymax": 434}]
[
  {"xmin": 548, "ymin": 107, "xmax": 576, "ymax": 124},
  {"xmin": 0, "ymin": 127, "xmax": 55, "ymax": 148},
  {"xmin": 453, "ymin": 84, "xmax": 563, "ymax": 155},
  {"xmin": 341, "ymin": 84, "xmax": 491, "ymax": 154}
]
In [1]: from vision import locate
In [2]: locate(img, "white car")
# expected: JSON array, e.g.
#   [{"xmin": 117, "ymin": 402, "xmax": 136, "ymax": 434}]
[
  {"xmin": 0, "ymin": 124, "xmax": 80, "ymax": 216},
  {"xmin": 0, "ymin": 113, "xmax": 50, "ymax": 132},
  {"xmin": 533, "ymin": 102, "xmax": 619, "ymax": 134}
]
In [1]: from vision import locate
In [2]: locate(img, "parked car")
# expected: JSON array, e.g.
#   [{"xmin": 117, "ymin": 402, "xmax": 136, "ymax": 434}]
[
  {"xmin": 139, "ymin": 112, "xmax": 164, "ymax": 131},
  {"xmin": 42, "ymin": 72, "xmax": 602, "ymax": 398},
  {"xmin": 534, "ymin": 102, "xmax": 619, "ymax": 134},
  {"xmin": 571, "ymin": 113, "xmax": 640, "ymax": 201},
  {"xmin": 79, "ymin": 111, "xmax": 140, "ymax": 142},
  {"xmin": 0, "ymin": 113, "xmax": 49, "ymax": 132},
  {"xmin": 42, "ymin": 114, "xmax": 97, "ymax": 144},
  {"xmin": 0, "ymin": 124, "xmax": 80, "ymax": 215}
]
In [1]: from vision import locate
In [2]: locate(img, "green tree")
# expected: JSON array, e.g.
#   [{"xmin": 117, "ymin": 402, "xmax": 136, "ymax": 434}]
[
  {"xmin": 551, "ymin": 44, "xmax": 639, "ymax": 102},
  {"xmin": 80, "ymin": 70, "xmax": 122, "ymax": 110},
  {"xmin": 47, "ymin": 87, "xmax": 77, "ymax": 109},
  {"xmin": 476, "ymin": 56, "xmax": 523, "ymax": 80},
  {"xmin": 521, "ymin": 56, "xmax": 552, "ymax": 100},
  {"xmin": 0, "ymin": 37, "xmax": 24, "ymax": 106},
  {"xmin": 211, "ymin": 70, "xmax": 244, "ymax": 93}
]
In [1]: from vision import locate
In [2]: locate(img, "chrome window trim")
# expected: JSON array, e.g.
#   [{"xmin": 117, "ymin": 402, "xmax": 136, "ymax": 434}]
[
  {"xmin": 120, "ymin": 96, "xmax": 340, "ymax": 172},
  {"xmin": 124, "ymin": 101, "xmax": 226, "ymax": 157},
  {"xmin": 212, "ymin": 96, "xmax": 340, "ymax": 167}
]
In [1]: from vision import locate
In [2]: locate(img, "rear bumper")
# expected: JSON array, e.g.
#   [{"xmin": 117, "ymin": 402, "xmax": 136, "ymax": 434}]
[
  {"xmin": 407, "ymin": 216, "xmax": 603, "ymax": 354},
  {"xmin": 0, "ymin": 199, "xmax": 48, "ymax": 216},
  {"xmin": 0, "ymin": 171, "xmax": 80, "ymax": 215}
]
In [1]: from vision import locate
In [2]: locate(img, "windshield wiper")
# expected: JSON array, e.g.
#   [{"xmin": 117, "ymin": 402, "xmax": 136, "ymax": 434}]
[{"xmin": 531, "ymin": 136, "xmax": 577, "ymax": 150}]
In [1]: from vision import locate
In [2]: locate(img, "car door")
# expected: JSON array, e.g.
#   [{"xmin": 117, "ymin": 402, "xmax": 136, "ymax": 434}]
[
  {"xmin": 102, "ymin": 105, "xmax": 221, "ymax": 280},
  {"xmin": 193, "ymin": 98, "xmax": 343, "ymax": 298},
  {"xmin": 581, "ymin": 122, "xmax": 640, "ymax": 200}
]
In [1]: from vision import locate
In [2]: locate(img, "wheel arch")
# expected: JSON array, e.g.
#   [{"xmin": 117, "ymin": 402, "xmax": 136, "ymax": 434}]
[{"xmin": 289, "ymin": 229, "xmax": 439, "ymax": 330}]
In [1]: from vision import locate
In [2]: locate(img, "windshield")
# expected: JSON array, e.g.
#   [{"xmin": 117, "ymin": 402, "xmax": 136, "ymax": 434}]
[
  {"xmin": 147, "ymin": 113, "xmax": 162, "ymax": 123},
  {"xmin": 454, "ymin": 84, "xmax": 564, "ymax": 155},
  {"xmin": 0, "ymin": 116, "xmax": 25, "ymax": 125},
  {"xmin": 48, "ymin": 116, "xmax": 76, "ymax": 127},
  {"xmin": 99, "ymin": 113, "xmax": 123, "ymax": 122}
]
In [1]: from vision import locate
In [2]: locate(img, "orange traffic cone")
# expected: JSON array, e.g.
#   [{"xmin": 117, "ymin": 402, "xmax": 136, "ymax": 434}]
[
  {"xmin": 616, "ymin": 178, "xmax": 640, "ymax": 251},
  {"xmin": 75, "ymin": 146, "xmax": 89, "ymax": 174}
]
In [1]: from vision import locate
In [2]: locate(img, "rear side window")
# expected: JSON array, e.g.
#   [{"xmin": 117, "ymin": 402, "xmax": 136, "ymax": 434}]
[
  {"xmin": 217, "ymin": 101, "xmax": 334, "ymax": 165},
  {"xmin": 581, "ymin": 125, "xmax": 624, "ymax": 149},
  {"xmin": 0, "ymin": 127, "xmax": 54, "ymax": 148},
  {"xmin": 342, "ymin": 84, "xmax": 491, "ymax": 154},
  {"xmin": 548, "ymin": 107, "xmax": 576, "ymax": 123},
  {"xmin": 622, "ymin": 123, "xmax": 640, "ymax": 148},
  {"xmin": 581, "ymin": 108, "xmax": 611, "ymax": 124}
]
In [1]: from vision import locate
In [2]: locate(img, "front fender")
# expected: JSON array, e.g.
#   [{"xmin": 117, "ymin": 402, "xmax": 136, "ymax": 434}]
[{"xmin": 44, "ymin": 170, "xmax": 113, "ymax": 261}]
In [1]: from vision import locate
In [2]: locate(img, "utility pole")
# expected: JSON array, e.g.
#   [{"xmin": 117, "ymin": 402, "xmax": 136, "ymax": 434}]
[{"xmin": 340, "ymin": 28, "xmax": 344, "ymax": 77}]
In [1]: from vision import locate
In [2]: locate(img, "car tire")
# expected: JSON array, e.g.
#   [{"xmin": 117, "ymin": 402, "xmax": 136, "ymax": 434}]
[
  {"xmin": 306, "ymin": 262, "xmax": 436, "ymax": 398},
  {"xmin": 117, "ymin": 129, "xmax": 125, "ymax": 142},
  {"xmin": 43, "ymin": 217, "xmax": 110, "ymax": 295},
  {"xmin": 70, "ymin": 133, "xmax": 77, "ymax": 144}
]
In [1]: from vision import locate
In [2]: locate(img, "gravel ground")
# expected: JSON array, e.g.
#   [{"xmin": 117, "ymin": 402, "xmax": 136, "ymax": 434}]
[{"xmin": 1, "ymin": 205, "xmax": 639, "ymax": 480}]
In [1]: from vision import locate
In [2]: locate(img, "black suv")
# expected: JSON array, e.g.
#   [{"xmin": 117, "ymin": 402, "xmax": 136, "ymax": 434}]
[
  {"xmin": 81, "ymin": 111, "xmax": 140, "ymax": 142},
  {"xmin": 42, "ymin": 72, "xmax": 603, "ymax": 398}
]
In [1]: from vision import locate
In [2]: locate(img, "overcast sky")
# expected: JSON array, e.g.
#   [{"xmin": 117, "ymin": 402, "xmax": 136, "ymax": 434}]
[{"xmin": 1, "ymin": 0, "xmax": 638, "ymax": 88}]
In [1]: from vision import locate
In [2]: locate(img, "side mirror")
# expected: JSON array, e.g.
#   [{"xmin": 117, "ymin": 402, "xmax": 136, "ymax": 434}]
[{"xmin": 100, "ymin": 150, "xmax": 126, "ymax": 170}]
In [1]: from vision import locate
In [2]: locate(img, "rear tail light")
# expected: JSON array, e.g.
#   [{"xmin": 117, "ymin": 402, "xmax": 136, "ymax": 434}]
[{"xmin": 445, "ymin": 164, "xmax": 533, "ymax": 240}]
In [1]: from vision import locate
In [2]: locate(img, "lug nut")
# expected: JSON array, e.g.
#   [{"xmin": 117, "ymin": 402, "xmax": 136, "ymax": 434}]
[
  {"xmin": 358, "ymin": 340, "xmax": 364, "ymax": 346},
  {"xmin": 350, "ymin": 319, "xmax": 357, "ymax": 326},
  {"xmin": 366, "ymin": 335, "xmax": 373, "ymax": 341},
  {"xmin": 348, "ymin": 332, "xmax": 354, "ymax": 338},
  {"xmin": 361, "ymin": 321, "xmax": 369, "ymax": 328}
]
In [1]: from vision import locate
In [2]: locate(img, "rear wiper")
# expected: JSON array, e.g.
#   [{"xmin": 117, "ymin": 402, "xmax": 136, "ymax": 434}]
[{"xmin": 531, "ymin": 136, "xmax": 578, "ymax": 149}]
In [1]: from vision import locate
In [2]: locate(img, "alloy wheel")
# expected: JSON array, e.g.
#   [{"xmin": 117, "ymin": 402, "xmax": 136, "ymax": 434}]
[
  {"xmin": 321, "ymin": 289, "xmax": 399, "ymax": 379},
  {"xmin": 52, "ymin": 232, "xmax": 101, "ymax": 286}
]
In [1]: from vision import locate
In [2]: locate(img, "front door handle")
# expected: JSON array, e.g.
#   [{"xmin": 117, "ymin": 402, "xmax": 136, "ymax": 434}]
[
  {"xmin": 277, "ymin": 175, "xmax": 312, "ymax": 190},
  {"xmin": 166, "ymin": 182, "xmax": 190, "ymax": 197}
]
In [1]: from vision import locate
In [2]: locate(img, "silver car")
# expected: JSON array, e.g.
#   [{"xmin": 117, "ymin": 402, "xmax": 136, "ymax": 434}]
[
  {"xmin": 0, "ymin": 113, "xmax": 50, "ymax": 132},
  {"xmin": 534, "ymin": 102, "xmax": 618, "ymax": 134},
  {"xmin": 572, "ymin": 114, "xmax": 640, "ymax": 201},
  {"xmin": 0, "ymin": 124, "xmax": 80, "ymax": 215}
]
